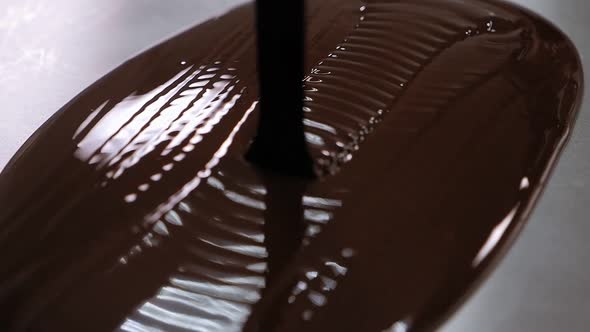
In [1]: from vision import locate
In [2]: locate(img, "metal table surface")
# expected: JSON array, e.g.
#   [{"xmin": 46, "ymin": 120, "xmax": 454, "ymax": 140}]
[{"xmin": 0, "ymin": 0, "xmax": 588, "ymax": 331}]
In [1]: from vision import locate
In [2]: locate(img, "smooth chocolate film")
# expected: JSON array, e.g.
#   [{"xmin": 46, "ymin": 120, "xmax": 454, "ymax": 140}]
[{"xmin": 0, "ymin": 0, "xmax": 582, "ymax": 331}]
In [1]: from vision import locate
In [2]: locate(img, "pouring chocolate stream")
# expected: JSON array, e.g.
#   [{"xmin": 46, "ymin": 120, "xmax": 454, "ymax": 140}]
[{"xmin": 0, "ymin": 0, "xmax": 582, "ymax": 331}]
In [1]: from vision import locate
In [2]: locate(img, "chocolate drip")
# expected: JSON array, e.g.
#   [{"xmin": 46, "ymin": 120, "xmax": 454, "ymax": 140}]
[{"xmin": 248, "ymin": 0, "xmax": 315, "ymax": 177}]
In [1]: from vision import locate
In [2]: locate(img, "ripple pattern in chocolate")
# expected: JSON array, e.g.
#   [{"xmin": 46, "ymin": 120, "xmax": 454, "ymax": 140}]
[{"xmin": 304, "ymin": 1, "xmax": 531, "ymax": 175}]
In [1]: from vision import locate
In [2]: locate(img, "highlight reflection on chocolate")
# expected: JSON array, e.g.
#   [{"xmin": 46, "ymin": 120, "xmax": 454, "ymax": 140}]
[{"xmin": 0, "ymin": 0, "xmax": 582, "ymax": 331}]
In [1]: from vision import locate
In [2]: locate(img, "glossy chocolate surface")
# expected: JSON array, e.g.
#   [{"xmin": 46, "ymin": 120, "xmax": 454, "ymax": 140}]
[{"xmin": 0, "ymin": 0, "xmax": 582, "ymax": 331}]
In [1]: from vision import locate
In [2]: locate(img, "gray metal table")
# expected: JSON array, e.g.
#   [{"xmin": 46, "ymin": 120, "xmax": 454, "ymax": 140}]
[{"xmin": 0, "ymin": 1, "xmax": 588, "ymax": 331}]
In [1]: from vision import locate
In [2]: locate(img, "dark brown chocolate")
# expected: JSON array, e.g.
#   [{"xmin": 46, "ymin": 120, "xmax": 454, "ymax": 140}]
[
  {"xmin": 0, "ymin": 0, "xmax": 582, "ymax": 331},
  {"xmin": 247, "ymin": 0, "xmax": 315, "ymax": 177}
]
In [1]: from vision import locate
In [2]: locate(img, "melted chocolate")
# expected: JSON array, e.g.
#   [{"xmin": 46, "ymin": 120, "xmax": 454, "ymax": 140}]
[
  {"xmin": 0, "ymin": 0, "xmax": 582, "ymax": 331},
  {"xmin": 248, "ymin": 0, "xmax": 315, "ymax": 177}
]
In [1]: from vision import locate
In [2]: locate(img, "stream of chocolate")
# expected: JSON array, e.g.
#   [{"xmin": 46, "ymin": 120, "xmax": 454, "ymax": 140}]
[
  {"xmin": 247, "ymin": 0, "xmax": 315, "ymax": 177},
  {"xmin": 0, "ymin": 0, "xmax": 582, "ymax": 331}
]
